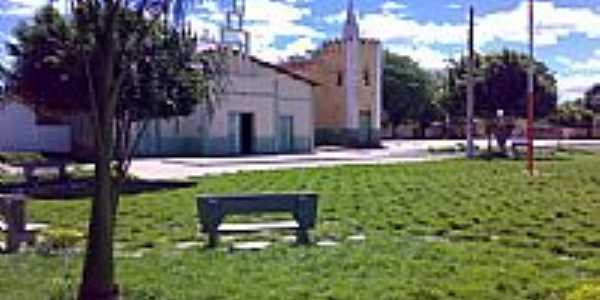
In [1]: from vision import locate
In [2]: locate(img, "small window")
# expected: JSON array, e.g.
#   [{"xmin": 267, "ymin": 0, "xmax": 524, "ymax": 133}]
[
  {"xmin": 337, "ymin": 72, "xmax": 343, "ymax": 86},
  {"xmin": 363, "ymin": 70, "xmax": 370, "ymax": 86}
]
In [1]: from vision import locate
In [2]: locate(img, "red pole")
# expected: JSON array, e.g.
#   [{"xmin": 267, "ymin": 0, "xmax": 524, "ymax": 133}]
[{"xmin": 527, "ymin": 0, "xmax": 535, "ymax": 176}]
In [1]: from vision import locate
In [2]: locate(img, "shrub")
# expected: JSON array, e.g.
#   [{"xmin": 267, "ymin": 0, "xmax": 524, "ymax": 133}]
[
  {"xmin": 40, "ymin": 228, "xmax": 85, "ymax": 251},
  {"xmin": 566, "ymin": 283, "xmax": 600, "ymax": 300}
]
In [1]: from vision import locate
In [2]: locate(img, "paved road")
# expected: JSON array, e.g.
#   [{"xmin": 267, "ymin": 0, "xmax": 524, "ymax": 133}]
[{"xmin": 128, "ymin": 139, "xmax": 600, "ymax": 180}]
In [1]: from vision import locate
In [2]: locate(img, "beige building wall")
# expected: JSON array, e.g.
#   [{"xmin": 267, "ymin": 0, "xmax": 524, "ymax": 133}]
[{"xmin": 282, "ymin": 39, "xmax": 382, "ymax": 146}]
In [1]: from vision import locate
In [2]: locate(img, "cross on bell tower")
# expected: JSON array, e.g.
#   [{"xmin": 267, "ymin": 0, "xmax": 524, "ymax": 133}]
[{"xmin": 343, "ymin": 0, "xmax": 360, "ymax": 41}]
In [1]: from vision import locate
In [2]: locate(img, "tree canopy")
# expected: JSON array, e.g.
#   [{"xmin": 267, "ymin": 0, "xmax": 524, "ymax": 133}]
[
  {"xmin": 383, "ymin": 52, "xmax": 440, "ymax": 128},
  {"xmin": 550, "ymin": 99, "xmax": 594, "ymax": 127},
  {"xmin": 441, "ymin": 49, "xmax": 558, "ymax": 120},
  {"xmin": 4, "ymin": 2, "xmax": 222, "ymax": 299},
  {"xmin": 584, "ymin": 83, "xmax": 600, "ymax": 113},
  {"xmin": 6, "ymin": 5, "xmax": 213, "ymax": 119}
]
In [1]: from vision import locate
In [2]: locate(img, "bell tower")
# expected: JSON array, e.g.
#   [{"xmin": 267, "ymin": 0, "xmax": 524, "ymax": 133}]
[{"xmin": 343, "ymin": 0, "xmax": 360, "ymax": 132}]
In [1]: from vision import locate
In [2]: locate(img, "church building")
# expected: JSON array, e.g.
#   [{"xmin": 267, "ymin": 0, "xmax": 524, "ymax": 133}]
[{"xmin": 281, "ymin": 0, "xmax": 383, "ymax": 147}]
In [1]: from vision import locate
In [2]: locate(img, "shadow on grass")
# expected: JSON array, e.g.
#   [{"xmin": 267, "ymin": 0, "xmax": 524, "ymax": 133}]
[
  {"xmin": 476, "ymin": 151, "xmax": 573, "ymax": 162},
  {"xmin": 0, "ymin": 178, "xmax": 196, "ymax": 200}
]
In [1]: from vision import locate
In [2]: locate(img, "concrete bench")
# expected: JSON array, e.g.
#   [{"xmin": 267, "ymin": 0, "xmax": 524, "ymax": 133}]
[
  {"xmin": 197, "ymin": 193, "xmax": 318, "ymax": 247},
  {"xmin": 511, "ymin": 140, "xmax": 557, "ymax": 158},
  {"xmin": 0, "ymin": 194, "xmax": 46, "ymax": 253},
  {"xmin": 17, "ymin": 160, "xmax": 69, "ymax": 185}
]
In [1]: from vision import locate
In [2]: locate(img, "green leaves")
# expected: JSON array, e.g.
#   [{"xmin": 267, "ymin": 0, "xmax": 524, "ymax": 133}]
[
  {"xmin": 442, "ymin": 50, "xmax": 558, "ymax": 119},
  {"xmin": 383, "ymin": 52, "xmax": 440, "ymax": 128},
  {"xmin": 5, "ymin": 3, "xmax": 221, "ymax": 121}
]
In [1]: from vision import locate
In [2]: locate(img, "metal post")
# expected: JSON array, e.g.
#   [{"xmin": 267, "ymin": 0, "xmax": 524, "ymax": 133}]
[
  {"xmin": 466, "ymin": 6, "xmax": 476, "ymax": 158},
  {"xmin": 527, "ymin": 0, "xmax": 535, "ymax": 175}
]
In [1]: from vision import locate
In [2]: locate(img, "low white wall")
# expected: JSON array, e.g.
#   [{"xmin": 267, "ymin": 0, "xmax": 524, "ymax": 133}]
[{"xmin": 0, "ymin": 102, "xmax": 71, "ymax": 153}]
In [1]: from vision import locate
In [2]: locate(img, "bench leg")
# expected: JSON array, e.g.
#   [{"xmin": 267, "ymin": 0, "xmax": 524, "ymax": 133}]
[
  {"xmin": 207, "ymin": 229, "xmax": 219, "ymax": 248},
  {"xmin": 58, "ymin": 165, "xmax": 71, "ymax": 183},
  {"xmin": 296, "ymin": 229, "xmax": 309, "ymax": 245},
  {"xmin": 5, "ymin": 201, "xmax": 26, "ymax": 253},
  {"xmin": 6, "ymin": 232, "xmax": 19, "ymax": 253}
]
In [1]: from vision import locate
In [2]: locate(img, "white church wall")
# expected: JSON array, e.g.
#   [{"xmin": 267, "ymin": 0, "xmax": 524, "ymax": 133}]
[
  {"xmin": 0, "ymin": 102, "xmax": 71, "ymax": 153},
  {"xmin": 136, "ymin": 54, "xmax": 315, "ymax": 156}
]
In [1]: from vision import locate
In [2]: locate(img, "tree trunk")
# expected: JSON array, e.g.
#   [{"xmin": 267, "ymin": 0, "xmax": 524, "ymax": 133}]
[
  {"xmin": 79, "ymin": 36, "xmax": 119, "ymax": 298},
  {"xmin": 79, "ymin": 138, "xmax": 118, "ymax": 300},
  {"xmin": 391, "ymin": 122, "xmax": 399, "ymax": 139},
  {"xmin": 487, "ymin": 132, "xmax": 492, "ymax": 154},
  {"xmin": 419, "ymin": 122, "xmax": 428, "ymax": 139}
]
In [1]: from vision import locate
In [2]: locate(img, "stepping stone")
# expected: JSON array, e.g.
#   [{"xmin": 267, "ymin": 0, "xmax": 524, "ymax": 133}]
[
  {"xmin": 420, "ymin": 235, "xmax": 449, "ymax": 243},
  {"xmin": 219, "ymin": 221, "xmax": 298, "ymax": 233},
  {"xmin": 220, "ymin": 235, "xmax": 238, "ymax": 243},
  {"xmin": 281, "ymin": 235, "xmax": 296, "ymax": 243},
  {"xmin": 26, "ymin": 223, "xmax": 49, "ymax": 232},
  {"xmin": 175, "ymin": 241, "xmax": 204, "ymax": 250},
  {"xmin": 230, "ymin": 241, "xmax": 271, "ymax": 251},
  {"xmin": 347, "ymin": 234, "xmax": 366, "ymax": 242},
  {"xmin": 316, "ymin": 240, "xmax": 338, "ymax": 247},
  {"xmin": 115, "ymin": 250, "xmax": 145, "ymax": 259},
  {"xmin": 558, "ymin": 255, "xmax": 575, "ymax": 261},
  {"xmin": 0, "ymin": 222, "xmax": 48, "ymax": 232}
]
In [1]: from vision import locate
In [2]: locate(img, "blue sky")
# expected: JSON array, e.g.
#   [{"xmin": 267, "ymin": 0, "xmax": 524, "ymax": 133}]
[{"xmin": 1, "ymin": 0, "xmax": 600, "ymax": 101}]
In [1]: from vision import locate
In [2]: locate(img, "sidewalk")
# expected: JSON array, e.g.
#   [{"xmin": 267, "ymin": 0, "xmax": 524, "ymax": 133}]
[{"xmin": 127, "ymin": 139, "xmax": 600, "ymax": 180}]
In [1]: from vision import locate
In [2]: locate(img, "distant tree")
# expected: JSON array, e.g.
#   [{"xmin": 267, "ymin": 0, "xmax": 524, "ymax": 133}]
[
  {"xmin": 383, "ymin": 52, "xmax": 441, "ymax": 137},
  {"xmin": 0, "ymin": 63, "xmax": 7, "ymax": 100},
  {"xmin": 584, "ymin": 84, "xmax": 600, "ymax": 113},
  {"xmin": 441, "ymin": 49, "xmax": 557, "ymax": 119},
  {"xmin": 5, "ymin": 3, "xmax": 223, "ymax": 299},
  {"xmin": 439, "ymin": 50, "xmax": 557, "ymax": 153},
  {"xmin": 550, "ymin": 99, "xmax": 594, "ymax": 127}
]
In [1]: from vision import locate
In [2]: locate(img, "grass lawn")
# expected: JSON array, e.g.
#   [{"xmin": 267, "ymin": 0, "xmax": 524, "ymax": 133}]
[{"xmin": 2, "ymin": 154, "xmax": 600, "ymax": 299}]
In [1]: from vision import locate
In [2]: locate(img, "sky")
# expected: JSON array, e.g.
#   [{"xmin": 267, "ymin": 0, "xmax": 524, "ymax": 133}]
[{"xmin": 1, "ymin": 0, "xmax": 600, "ymax": 102}]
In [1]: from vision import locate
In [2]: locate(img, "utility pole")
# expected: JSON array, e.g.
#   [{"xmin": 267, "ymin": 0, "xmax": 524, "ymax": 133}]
[
  {"xmin": 466, "ymin": 6, "xmax": 476, "ymax": 158},
  {"xmin": 221, "ymin": 0, "xmax": 251, "ymax": 55},
  {"xmin": 527, "ymin": 0, "xmax": 535, "ymax": 175}
]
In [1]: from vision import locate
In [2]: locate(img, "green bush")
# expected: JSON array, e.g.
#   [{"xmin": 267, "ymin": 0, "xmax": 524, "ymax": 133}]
[
  {"xmin": 41, "ymin": 228, "xmax": 85, "ymax": 250},
  {"xmin": 567, "ymin": 283, "xmax": 600, "ymax": 300}
]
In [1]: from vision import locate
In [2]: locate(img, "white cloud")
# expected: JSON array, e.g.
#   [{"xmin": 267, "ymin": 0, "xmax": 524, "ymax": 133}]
[
  {"xmin": 386, "ymin": 44, "xmax": 453, "ymax": 70},
  {"xmin": 324, "ymin": 10, "xmax": 347, "ymax": 24},
  {"xmin": 357, "ymin": 0, "xmax": 600, "ymax": 101},
  {"xmin": 447, "ymin": 3, "xmax": 462, "ymax": 10},
  {"xmin": 256, "ymin": 37, "xmax": 317, "ymax": 63},
  {"xmin": 359, "ymin": 1, "xmax": 600, "ymax": 48},
  {"xmin": 557, "ymin": 57, "xmax": 600, "ymax": 73},
  {"xmin": 243, "ymin": 0, "xmax": 325, "ymax": 61},
  {"xmin": 4, "ymin": 0, "xmax": 70, "ymax": 15},
  {"xmin": 360, "ymin": 13, "xmax": 466, "ymax": 45},
  {"xmin": 381, "ymin": 2, "xmax": 406, "ymax": 12},
  {"xmin": 184, "ymin": 0, "xmax": 325, "ymax": 62},
  {"xmin": 554, "ymin": 51, "xmax": 600, "ymax": 101},
  {"xmin": 557, "ymin": 73, "xmax": 600, "ymax": 101}
]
